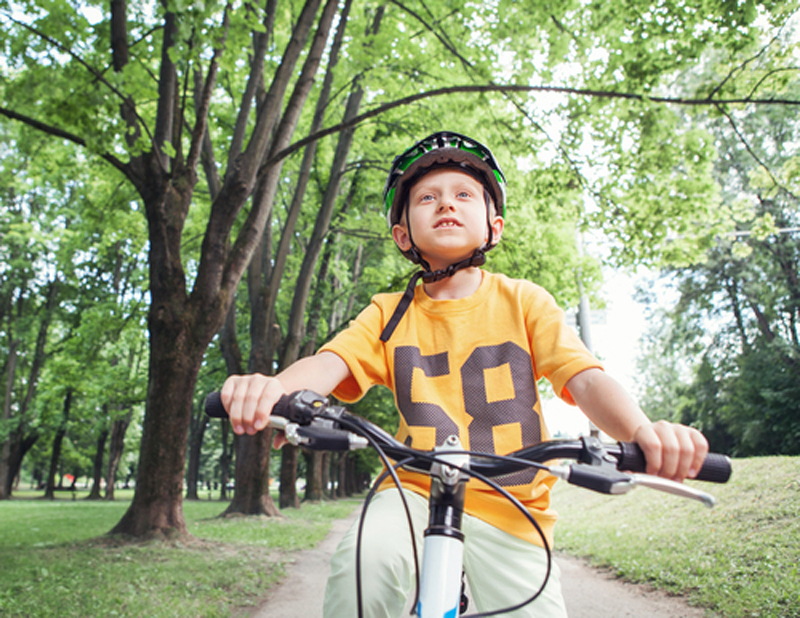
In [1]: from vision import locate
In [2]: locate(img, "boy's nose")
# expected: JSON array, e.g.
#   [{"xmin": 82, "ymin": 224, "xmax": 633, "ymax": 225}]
[{"xmin": 438, "ymin": 198, "xmax": 456, "ymax": 211}]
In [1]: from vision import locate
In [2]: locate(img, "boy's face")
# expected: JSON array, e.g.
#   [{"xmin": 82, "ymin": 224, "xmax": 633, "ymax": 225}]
[{"xmin": 392, "ymin": 168, "xmax": 504, "ymax": 271}]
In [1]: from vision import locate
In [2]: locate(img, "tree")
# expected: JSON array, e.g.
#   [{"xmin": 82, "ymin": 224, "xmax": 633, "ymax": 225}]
[
  {"xmin": 2, "ymin": 0, "xmax": 797, "ymax": 537},
  {"xmin": 636, "ymin": 66, "xmax": 800, "ymax": 455}
]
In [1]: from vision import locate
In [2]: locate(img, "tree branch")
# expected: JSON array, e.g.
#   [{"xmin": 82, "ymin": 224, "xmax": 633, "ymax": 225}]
[
  {"xmin": 0, "ymin": 105, "xmax": 130, "ymax": 179},
  {"xmin": 388, "ymin": 0, "xmax": 473, "ymax": 72},
  {"xmin": 187, "ymin": 4, "xmax": 230, "ymax": 175},
  {"xmin": 3, "ymin": 11, "xmax": 156, "ymax": 150},
  {"xmin": 227, "ymin": 0, "xmax": 277, "ymax": 165},
  {"xmin": 264, "ymin": 83, "xmax": 800, "ymax": 169},
  {"xmin": 709, "ymin": 28, "xmax": 784, "ymax": 99},
  {"xmin": 715, "ymin": 103, "xmax": 798, "ymax": 201},
  {"xmin": 746, "ymin": 67, "xmax": 800, "ymax": 101}
]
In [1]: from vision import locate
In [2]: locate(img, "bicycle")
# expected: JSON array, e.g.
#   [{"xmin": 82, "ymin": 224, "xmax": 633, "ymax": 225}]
[{"xmin": 205, "ymin": 389, "xmax": 731, "ymax": 618}]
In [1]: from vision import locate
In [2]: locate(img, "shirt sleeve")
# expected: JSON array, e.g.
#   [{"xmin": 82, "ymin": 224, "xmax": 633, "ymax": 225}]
[
  {"xmin": 525, "ymin": 284, "xmax": 603, "ymax": 405},
  {"xmin": 317, "ymin": 298, "xmax": 391, "ymax": 402}
]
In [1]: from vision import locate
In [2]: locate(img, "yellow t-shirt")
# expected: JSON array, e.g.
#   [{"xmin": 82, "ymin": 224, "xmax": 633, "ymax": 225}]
[{"xmin": 319, "ymin": 271, "xmax": 602, "ymax": 547}]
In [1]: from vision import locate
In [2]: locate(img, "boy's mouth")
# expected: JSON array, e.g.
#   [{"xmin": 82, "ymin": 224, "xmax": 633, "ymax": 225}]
[{"xmin": 434, "ymin": 218, "xmax": 461, "ymax": 229}]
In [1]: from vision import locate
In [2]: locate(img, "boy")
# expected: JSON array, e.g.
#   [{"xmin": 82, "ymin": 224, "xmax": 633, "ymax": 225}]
[{"xmin": 222, "ymin": 132, "xmax": 708, "ymax": 617}]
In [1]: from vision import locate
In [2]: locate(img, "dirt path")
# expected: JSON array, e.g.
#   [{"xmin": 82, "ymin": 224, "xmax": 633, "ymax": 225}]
[
  {"xmin": 251, "ymin": 506, "xmax": 713, "ymax": 617},
  {"xmin": 558, "ymin": 554, "xmax": 712, "ymax": 617}
]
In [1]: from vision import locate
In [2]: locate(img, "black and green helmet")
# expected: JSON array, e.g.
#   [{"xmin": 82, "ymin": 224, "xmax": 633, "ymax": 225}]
[{"xmin": 383, "ymin": 131, "xmax": 507, "ymax": 230}]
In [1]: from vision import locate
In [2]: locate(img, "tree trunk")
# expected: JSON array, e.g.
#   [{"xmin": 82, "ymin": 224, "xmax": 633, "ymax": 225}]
[
  {"xmin": 5, "ymin": 432, "xmax": 38, "ymax": 498},
  {"xmin": 328, "ymin": 452, "xmax": 341, "ymax": 500},
  {"xmin": 321, "ymin": 451, "xmax": 331, "ymax": 500},
  {"xmin": 107, "ymin": 0, "xmax": 324, "ymax": 538},
  {"xmin": 219, "ymin": 0, "xmax": 339, "ymax": 518},
  {"xmin": 279, "ymin": 444, "xmax": 301, "ymax": 509},
  {"xmin": 304, "ymin": 450, "xmax": 324, "ymax": 502},
  {"xmin": 105, "ymin": 413, "xmax": 130, "ymax": 501},
  {"xmin": 1, "ymin": 278, "xmax": 58, "ymax": 498},
  {"xmin": 345, "ymin": 454, "xmax": 356, "ymax": 496},
  {"xmin": 221, "ymin": 238, "xmax": 282, "ymax": 516},
  {"xmin": 336, "ymin": 453, "xmax": 347, "ymax": 498},
  {"xmin": 277, "ymin": 71, "xmax": 372, "ymax": 508},
  {"xmin": 219, "ymin": 420, "xmax": 232, "ymax": 500},
  {"xmin": 222, "ymin": 234, "xmax": 282, "ymax": 516},
  {"xmin": 223, "ymin": 430, "xmax": 282, "ymax": 516},
  {"xmin": 185, "ymin": 405, "xmax": 208, "ymax": 500},
  {"xmin": 0, "ymin": 339, "xmax": 20, "ymax": 500},
  {"xmin": 109, "ymin": 305, "xmax": 207, "ymax": 537},
  {"xmin": 86, "ymin": 426, "xmax": 109, "ymax": 500},
  {"xmin": 44, "ymin": 390, "xmax": 73, "ymax": 500}
]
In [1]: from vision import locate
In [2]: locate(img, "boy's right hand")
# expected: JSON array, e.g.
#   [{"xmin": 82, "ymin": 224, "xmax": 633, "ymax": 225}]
[{"xmin": 220, "ymin": 373, "xmax": 287, "ymax": 438}]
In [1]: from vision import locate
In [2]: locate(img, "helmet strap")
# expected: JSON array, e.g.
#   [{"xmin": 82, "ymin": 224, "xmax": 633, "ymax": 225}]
[
  {"xmin": 380, "ymin": 188, "xmax": 497, "ymax": 343},
  {"xmin": 379, "ymin": 248, "xmax": 487, "ymax": 343}
]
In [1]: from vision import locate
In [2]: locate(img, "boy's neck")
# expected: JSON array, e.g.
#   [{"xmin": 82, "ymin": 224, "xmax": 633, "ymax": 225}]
[{"xmin": 423, "ymin": 267, "xmax": 483, "ymax": 300}]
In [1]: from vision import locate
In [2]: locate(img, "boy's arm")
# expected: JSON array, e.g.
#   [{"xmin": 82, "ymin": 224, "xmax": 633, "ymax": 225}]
[
  {"xmin": 221, "ymin": 351, "xmax": 351, "ymax": 436},
  {"xmin": 565, "ymin": 368, "xmax": 708, "ymax": 482}
]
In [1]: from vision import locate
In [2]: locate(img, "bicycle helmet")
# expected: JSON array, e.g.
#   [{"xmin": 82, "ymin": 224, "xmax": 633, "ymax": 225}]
[
  {"xmin": 384, "ymin": 131, "xmax": 506, "ymax": 236},
  {"xmin": 380, "ymin": 131, "xmax": 508, "ymax": 342}
]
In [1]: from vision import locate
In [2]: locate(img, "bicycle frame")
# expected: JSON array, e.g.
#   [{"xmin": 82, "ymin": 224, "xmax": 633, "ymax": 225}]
[{"xmin": 417, "ymin": 435, "xmax": 470, "ymax": 618}]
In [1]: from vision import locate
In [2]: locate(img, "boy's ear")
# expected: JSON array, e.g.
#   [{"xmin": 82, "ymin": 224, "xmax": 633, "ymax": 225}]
[
  {"xmin": 392, "ymin": 223, "xmax": 412, "ymax": 252},
  {"xmin": 488, "ymin": 215, "xmax": 504, "ymax": 246}
]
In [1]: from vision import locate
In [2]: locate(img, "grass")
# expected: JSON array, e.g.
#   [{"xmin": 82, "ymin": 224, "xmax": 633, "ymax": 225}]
[
  {"xmin": 552, "ymin": 456, "xmax": 800, "ymax": 618},
  {"xmin": 2, "ymin": 458, "xmax": 797, "ymax": 617},
  {"xmin": 0, "ymin": 493, "xmax": 361, "ymax": 618}
]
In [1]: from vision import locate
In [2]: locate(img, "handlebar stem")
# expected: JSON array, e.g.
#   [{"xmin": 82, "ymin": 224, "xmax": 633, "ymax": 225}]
[{"xmin": 418, "ymin": 436, "xmax": 470, "ymax": 618}]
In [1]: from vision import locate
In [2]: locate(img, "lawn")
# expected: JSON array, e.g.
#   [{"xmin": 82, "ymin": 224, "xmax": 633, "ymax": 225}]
[
  {"xmin": 553, "ymin": 456, "xmax": 800, "ymax": 618},
  {"xmin": 1, "ymin": 456, "xmax": 797, "ymax": 618},
  {"xmin": 0, "ymin": 494, "xmax": 360, "ymax": 618}
]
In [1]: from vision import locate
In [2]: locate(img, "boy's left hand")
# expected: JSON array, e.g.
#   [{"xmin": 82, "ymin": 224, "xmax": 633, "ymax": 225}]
[{"xmin": 632, "ymin": 421, "xmax": 709, "ymax": 482}]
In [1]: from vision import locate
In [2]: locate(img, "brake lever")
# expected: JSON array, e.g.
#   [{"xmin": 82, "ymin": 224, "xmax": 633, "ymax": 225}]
[
  {"xmin": 271, "ymin": 416, "xmax": 369, "ymax": 451},
  {"xmin": 549, "ymin": 464, "xmax": 717, "ymax": 508},
  {"xmin": 628, "ymin": 474, "xmax": 716, "ymax": 508}
]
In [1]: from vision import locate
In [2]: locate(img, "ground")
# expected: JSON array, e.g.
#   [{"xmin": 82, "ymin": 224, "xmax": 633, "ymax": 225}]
[{"xmin": 250, "ymin": 507, "xmax": 717, "ymax": 618}]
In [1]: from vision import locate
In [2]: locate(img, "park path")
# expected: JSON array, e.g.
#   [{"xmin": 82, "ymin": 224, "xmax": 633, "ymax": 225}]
[{"xmin": 251, "ymin": 505, "xmax": 712, "ymax": 618}]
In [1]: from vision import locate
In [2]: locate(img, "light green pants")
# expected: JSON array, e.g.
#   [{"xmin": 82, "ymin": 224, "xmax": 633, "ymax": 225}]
[{"xmin": 323, "ymin": 488, "xmax": 567, "ymax": 618}]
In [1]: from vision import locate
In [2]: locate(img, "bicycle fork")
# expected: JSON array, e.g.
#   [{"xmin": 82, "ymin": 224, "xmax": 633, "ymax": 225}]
[{"xmin": 417, "ymin": 435, "xmax": 470, "ymax": 618}]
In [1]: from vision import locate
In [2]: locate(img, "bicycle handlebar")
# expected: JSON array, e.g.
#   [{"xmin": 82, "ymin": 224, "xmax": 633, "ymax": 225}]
[
  {"xmin": 204, "ymin": 390, "xmax": 732, "ymax": 486},
  {"xmin": 206, "ymin": 388, "xmax": 732, "ymax": 617}
]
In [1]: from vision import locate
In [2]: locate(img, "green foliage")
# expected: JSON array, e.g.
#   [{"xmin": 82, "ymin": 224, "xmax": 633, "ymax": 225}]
[
  {"xmin": 634, "ymin": 69, "xmax": 800, "ymax": 456},
  {"xmin": 1, "ymin": 120, "xmax": 148, "ymax": 494},
  {"xmin": 2, "ymin": 0, "xmax": 798, "ymax": 526}
]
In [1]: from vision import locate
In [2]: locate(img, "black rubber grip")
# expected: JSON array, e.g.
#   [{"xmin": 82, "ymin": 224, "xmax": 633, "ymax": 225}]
[
  {"xmin": 616, "ymin": 442, "xmax": 732, "ymax": 483},
  {"xmin": 204, "ymin": 392, "xmax": 227, "ymax": 418},
  {"xmin": 203, "ymin": 392, "xmax": 291, "ymax": 421}
]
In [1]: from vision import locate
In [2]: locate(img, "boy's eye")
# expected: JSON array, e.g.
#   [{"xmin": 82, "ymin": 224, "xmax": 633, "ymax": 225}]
[{"xmin": 457, "ymin": 191, "xmax": 471, "ymax": 198}]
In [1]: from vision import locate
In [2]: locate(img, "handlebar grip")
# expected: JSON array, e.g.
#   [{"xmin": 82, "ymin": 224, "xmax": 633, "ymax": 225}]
[
  {"xmin": 204, "ymin": 392, "xmax": 227, "ymax": 418},
  {"xmin": 203, "ymin": 391, "xmax": 292, "ymax": 421},
  {"xmin": 616, "ymin": 442, "xmax": 732, "ymax": 483}
]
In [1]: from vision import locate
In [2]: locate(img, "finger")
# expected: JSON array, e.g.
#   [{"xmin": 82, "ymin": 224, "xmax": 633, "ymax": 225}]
[
  {"xmin": 671, "ymin": 424, "xmax": 698, "ymax": 481},
  {"xmin": 253, "ymin": 379, "xmax": 286, "ymax": 432},
  {"xmin": 687, "ymin": 428, "xmax": 709, "ymax": 479},
  {"xmin": 221, "ymin": 375, "xmax": 246, "ymax": 435},
  {"xmin": 652, "ymin": 420, "xmax": 681, "ymax": 480},
  {"xmin": 240, "ymin": 376, "xmax": 271, "ymax": 435},
  {"xmin": 632, "ymin": 423, "xmax": 663, "ymax": 476}
]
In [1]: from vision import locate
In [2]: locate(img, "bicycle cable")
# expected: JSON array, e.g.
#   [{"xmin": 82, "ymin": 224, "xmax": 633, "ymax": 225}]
[{"xmin": 331, "ymin": 405, "xmax": 558, "ymax": 618}]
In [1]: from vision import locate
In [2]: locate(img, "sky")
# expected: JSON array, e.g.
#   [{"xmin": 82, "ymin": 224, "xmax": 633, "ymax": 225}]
[{"xmin": 542, "ymin": 268, "xmax": 648, "ymax": 438}]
